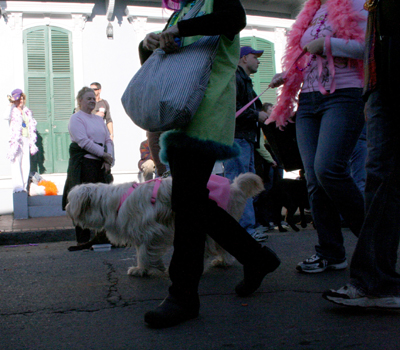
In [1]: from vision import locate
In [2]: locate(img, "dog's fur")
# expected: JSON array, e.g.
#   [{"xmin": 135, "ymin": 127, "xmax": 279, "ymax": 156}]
[
  {"xmin": 256, "ymin": 178, "xmax": 309, "ymax": 232},
  {"xmin": 66, "ymin": 173, "xmax": 264, "ymax": 277}
]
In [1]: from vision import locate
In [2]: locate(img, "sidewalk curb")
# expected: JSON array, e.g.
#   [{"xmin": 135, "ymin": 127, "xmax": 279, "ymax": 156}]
[{"xmin": 0, "ymin": 229, "xmax": 75, "ymax": 246}]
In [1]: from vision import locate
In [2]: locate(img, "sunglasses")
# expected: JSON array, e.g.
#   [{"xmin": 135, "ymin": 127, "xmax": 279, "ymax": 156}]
[{"xmin": 92, "ymin": 88, "xmax": 100, "ymax": 91}]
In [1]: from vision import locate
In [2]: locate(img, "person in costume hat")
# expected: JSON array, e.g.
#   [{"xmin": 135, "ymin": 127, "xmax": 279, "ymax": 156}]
[{"xmin": 6, "ymin": 89, "xmax": 38, "ymax": 192}]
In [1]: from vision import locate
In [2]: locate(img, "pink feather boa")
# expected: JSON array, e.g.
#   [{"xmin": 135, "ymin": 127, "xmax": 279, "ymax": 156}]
[{"xmin": 268, "ymin": 0, "xmax": 366, "ymax": 128}]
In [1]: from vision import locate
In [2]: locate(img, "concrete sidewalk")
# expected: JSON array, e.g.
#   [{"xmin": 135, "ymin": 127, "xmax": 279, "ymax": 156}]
[{"xmin": 0, "ymin": 214, "xmax": 75, "ymax": 245}]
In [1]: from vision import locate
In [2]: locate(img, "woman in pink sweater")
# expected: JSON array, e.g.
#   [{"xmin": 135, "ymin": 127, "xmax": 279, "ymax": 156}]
[{"xmin": 63, "ymin": 87, "xmax": 113, "ymax": 249}]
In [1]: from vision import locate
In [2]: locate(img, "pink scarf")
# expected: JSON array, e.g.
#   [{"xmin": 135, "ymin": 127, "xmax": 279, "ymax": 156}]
[{"xmin": 268, "ymin": 0, "xmax": 365, "ymax": 128}]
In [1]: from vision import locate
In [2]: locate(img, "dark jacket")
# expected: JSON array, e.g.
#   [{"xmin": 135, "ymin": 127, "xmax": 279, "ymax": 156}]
[
  {"xmin": 62, "ymin": 143, "xmax": 90, "ymax": 210},
  {"xmin": 62, "ymin": 143, "xmax": 112, "ymax": 210},
  {"xmin": 364, "ymin": 0, "xmax": 400, "ymax": 98},
  {"xmin": 235, "ymin": 66, "xmax": 262, "ymax": 144}
]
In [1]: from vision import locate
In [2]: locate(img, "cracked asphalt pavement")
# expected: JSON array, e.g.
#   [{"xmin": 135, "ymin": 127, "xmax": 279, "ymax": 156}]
[{"xmin": 1, "ymin": 227, "xmax": 400, "ymax": 350}]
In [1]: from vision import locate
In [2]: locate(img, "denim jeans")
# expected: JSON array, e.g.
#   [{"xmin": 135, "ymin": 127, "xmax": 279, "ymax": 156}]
[
  {"xmin": 350, "ymin": 89, "xmax": 400, "ymax": 297},
  {"xmin": 349, "ymin": 124, "xmax": 367, "ymax": 194},
  {"xmin": 224, "ymin": 138, "xmax": 256, "ymax": 231},
  {"xmin": 296, "ymin": 88, "xmax": 365, "ymax": 261}
]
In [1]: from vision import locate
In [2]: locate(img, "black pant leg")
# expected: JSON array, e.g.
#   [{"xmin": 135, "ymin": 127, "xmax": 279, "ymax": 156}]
[
  {"xmin": 74, "ymin": 158, "xmax": 105, "ymax": 243},
  {"xmin": 166, "ymin": 146, "xmax": 277, "ymax": 298}
]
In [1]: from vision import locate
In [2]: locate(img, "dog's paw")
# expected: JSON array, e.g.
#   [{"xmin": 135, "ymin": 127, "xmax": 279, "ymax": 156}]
[
  {"xmin": 147, "ymin": 267, "xmax": 167, "ymax": 277},
  {"xmin": 127, "ymin": 266, "xmax": 149, "ymax": 277},
  {"xmin": 301, "ymin": 222, "xmax": 307, "ymax": 228},
  {"xmin": 278, "ymin": 227, "xmax": 288, "ymax": 232},
  {"xmin": 127, "ymin": 266, "xmax": 166, "ymax": 277},
  {"xmin": 291, "ymin": 225, "xmax": 300, "ymax": 232}
]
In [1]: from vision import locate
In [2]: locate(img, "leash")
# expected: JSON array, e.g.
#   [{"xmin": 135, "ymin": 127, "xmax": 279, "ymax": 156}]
[
  {"xmin": 316, "ymin": 36, "xmax": 336, "ymax": 95},
  {"xmin": 237, "ymin": 36, "xmax": 337, "ymax": 119},
  {"xmin": 117, "ymin": 178, "xmax": 162, "ymax": 212},
  {"xmin": 235, "ymin": 50, "xmax": 308, "ymax": 119}
]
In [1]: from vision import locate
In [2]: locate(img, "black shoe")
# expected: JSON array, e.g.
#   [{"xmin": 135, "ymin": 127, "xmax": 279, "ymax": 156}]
[
  {"xmin": 235, "ymin": 246, "xmax": 280, "ymax": 297},
  {"xmin": 68, "ymin": 242, "xmax": 91, "ymax": 251},
  {"xmin": 144, "ymin": 295, "xmax": 200, "ymax": 328}
]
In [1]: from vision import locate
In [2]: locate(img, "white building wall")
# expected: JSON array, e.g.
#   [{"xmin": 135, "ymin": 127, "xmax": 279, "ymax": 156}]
[{"xmin": 0, "ymin": 1, "xmax": 294, "ymax": 214}]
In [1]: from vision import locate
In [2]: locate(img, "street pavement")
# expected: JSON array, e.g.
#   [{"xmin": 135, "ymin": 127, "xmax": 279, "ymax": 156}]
[{"xmin": 2, "ymin": 221, "xmax": 400, "ymax": 350}]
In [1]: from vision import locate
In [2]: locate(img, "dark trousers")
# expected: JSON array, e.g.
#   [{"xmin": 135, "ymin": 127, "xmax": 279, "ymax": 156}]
[
  {"xmin": 350, "ymin": 89, "xmax": 400, "ymax": 296},
  {"xmin": 75, "ymin": 158, "xmax": 106, "ymax": 243},
  {"xmin": 167, "ymin": 146, "xmax": 270, "ymax": 298}
]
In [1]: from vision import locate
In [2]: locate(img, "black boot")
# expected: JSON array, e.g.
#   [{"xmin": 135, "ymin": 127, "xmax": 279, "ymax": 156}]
[
  {"xmin": 68, "ymin": 226, "xmax": 91, "ymax": 251},
  {"xmin": 144, "ymin": 294, "xmax": 200, "ymax": 328},
  {"xmin": 205, "ymin": 204, "xmax": 281, "ymax": 297},
  {"xmin": 235, "ymin": 246, "xmax": 281, "ymax": 297}
]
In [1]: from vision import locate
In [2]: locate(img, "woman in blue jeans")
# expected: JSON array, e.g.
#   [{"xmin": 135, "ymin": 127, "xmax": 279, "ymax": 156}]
[
  {"xmin": 269, "ymin": 0, "xmax": 367, "ymax": 273},
  {"xmin": 323, "ymin": 0, "xmax": 400, "ymax": 309}
]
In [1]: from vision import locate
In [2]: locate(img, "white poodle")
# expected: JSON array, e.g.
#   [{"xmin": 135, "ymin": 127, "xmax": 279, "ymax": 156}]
[{"xmin": 66, "ymin": 173, "xmax": 263, "ymax": 277}]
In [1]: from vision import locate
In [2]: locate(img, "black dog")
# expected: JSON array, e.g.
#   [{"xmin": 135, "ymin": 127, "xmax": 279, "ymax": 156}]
[{"xmin": 255, "ymin": 178, "xmax": 309, "ymax": 232}]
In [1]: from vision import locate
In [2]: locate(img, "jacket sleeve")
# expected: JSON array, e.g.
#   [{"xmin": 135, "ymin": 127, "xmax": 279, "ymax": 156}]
[
  {"xmin": 138, "ymin": 0, "xmax": 246, "ymax": 63},
  {"xmin": 178, "ymin": 0, "xmax": 246, "ymax": 40},
  {"xmin": 235, "ymin": 71, "xmax": 259, "ymax": 126}
]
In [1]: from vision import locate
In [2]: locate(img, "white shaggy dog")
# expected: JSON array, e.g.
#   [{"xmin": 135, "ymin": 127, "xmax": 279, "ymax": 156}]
[{"xmin": 66, "ymin": 173, "xmax": 263, "ymax": 277}]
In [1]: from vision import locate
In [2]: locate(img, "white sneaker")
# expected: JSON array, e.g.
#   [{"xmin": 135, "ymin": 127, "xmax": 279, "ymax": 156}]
[
  {"xmin": 296, "ymin": 254, "xmax": 348, "ymax": 273},
  {"xmin": 323, "ymin": 284, "xmax": 400, "ymax": 309},
  {"xmin": 251, "ymin": 231, "xmax": 269, "ymax": 242},
  {"xmin": 254, "ymin": 225, "xmax": 268, "ymax": 234}
]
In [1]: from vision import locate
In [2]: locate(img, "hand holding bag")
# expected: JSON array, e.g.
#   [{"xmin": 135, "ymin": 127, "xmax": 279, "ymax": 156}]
[{"xmin": 121, "ymin": 0, "xmax": 220, "ymax": 132}]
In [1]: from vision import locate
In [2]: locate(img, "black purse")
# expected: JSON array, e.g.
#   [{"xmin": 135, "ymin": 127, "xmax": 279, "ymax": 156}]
[{"xmin": 261, "ymin": 118, "xmax": 303, "ymax": 172}]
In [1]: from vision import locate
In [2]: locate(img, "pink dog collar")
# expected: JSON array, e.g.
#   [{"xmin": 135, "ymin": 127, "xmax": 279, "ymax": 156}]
[
  {"xmin": 118, "ymin": 178, "xmax": 162, "ymax": 212},
  {"xmin": 117, "ymin": 175, "xmax": 230, "ymax": 213}
]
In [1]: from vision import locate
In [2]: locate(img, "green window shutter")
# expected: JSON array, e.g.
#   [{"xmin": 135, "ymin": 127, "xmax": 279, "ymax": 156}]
[
  {"xmin": 49, "ymin": 28, "xmax": 74, "ymax": 167},
  {"xmin": 24, "ymin": 26, "xmax": 74, "ymax": 174},
  {"xmin": 50, "ymin": 28, "xmax": 74, "ymax": 121},
  {"xmin": 240, "ymin": 37, "xmax": 276, "ymax": 104},
  {"xmin": 25, "ymin": 27, "xmax": 49, "ymax": 122}
]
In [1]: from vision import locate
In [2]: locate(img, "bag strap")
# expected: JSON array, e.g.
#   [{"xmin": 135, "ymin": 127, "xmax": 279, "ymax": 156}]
[
  {"xmin": 181, "ymin": 0, "xmax": 205, "ymax": 20},
  {"xmin": 171, "ymin": 0, "xmax": 207, "ymax": 47}
]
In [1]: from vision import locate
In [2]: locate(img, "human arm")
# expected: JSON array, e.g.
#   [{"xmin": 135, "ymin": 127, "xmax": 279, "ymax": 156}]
[
  {"xmin": 107, "ymin": 122, "xmax": 114, "ymax": 141},
  {"xmin": 176, "ymin": 0, "xmax": 246, "ymax": 39},
  {"xmin": 104, "ymin": 122, "xmax": 114, "ymax": 167},
  {"xmin": 95, "ymin": 100, "xmax": 114, "ymax": 140},
  {"xmin": 269, "ymin": 72, "xmax": 286, "ymax": 89},
  {"xmin": 143, "ymin": 0, "xmax": 246, "ymax": 54},
  {"xmin": 304, "ymin": 37, "xmax": 365, "ymax": 59}
]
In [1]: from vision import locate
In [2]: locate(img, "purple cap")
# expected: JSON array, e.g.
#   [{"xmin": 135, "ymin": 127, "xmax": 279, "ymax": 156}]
[
  {"xmin": 11, "ymin": 89, "xmax": 23, "ymax": 100},
  {"xmin": 240, "ymin": 46, "xmax": 264, "ymax": 59}
]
